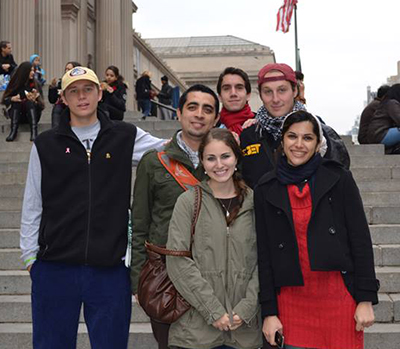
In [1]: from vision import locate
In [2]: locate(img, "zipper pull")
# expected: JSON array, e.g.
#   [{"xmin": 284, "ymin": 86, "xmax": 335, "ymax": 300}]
[{"xmin": 86, "ymin": 149, "xmax": 91, "ymax": 164}]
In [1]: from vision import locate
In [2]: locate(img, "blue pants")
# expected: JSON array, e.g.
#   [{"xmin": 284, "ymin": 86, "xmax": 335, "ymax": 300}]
[
  {"xmin": 381, "ymin": 127, "xmax": 400, "ymax": 147},
  {"xmin": 138, "ymin": 99, "xmax": 151, "ymax": 117},
  {"xmin": 31, "ymin": 260, "xmax": 131, "ymax": 349}
]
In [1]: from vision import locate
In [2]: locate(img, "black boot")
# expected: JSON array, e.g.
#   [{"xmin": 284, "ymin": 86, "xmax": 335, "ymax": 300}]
[
  {"xmin": 28, "ymin": 108, "xmax": 38, "ymax": 141},
  {"xmin": 6, "ymin": 109, "xmax": 20, "ymax": 142}
]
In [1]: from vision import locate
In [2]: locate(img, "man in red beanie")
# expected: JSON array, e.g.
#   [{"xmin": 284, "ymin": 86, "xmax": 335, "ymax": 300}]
[
  {"xmin": 240, "ymin": 63, "xmax": 350, "ymax": 188},
  {"xmin": 216, "ymin": 67, "xmax": 255, "ymax": 135}
]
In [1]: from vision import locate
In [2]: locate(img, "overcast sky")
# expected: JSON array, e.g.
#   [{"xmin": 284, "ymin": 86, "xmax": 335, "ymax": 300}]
[{"xmin": 133, "ymin": 0, "xmax": 400, "ymax": 134}]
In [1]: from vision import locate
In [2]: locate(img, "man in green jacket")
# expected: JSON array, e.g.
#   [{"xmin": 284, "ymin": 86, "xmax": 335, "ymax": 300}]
[{"xmin": 130, "ymin": 84, "xmax": 220, "ymax": 349}]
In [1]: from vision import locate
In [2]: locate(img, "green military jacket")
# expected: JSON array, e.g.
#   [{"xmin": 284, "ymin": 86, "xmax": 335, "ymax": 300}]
[
  {"xmin": 166, "ymin": 181, "xmax": 262, "ymax": 349},
  {"xmin": 130, "ymin": 131, "xmax": 207, "ymax": 293}
]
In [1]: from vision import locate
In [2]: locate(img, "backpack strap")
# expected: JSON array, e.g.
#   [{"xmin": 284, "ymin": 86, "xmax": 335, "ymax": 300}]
[{"xmin": 157, "ymin": 151, "xmax": 200, "ymax": 191}]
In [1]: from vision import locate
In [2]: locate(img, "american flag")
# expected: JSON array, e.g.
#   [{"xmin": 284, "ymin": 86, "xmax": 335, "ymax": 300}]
[{"xmin": 276, "ymin": 0, "xmax": 298, "ymax": 33}]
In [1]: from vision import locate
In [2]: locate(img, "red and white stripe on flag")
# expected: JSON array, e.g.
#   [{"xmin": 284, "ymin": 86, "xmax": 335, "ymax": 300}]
[{"xmin": 276, "ymin": 0, "xmax": 298, "ymax": 33}]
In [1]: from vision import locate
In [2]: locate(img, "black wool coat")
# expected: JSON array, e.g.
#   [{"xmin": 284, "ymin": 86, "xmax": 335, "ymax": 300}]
[{"xmin": 254, "ymin": 159, "xmax": 379, "ymax": 318}]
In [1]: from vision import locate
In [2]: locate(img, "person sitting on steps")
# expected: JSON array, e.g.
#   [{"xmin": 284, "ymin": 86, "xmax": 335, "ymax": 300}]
[{"xmin": 1, "ymin": 61, "xmax": 44, "ymax": 142}]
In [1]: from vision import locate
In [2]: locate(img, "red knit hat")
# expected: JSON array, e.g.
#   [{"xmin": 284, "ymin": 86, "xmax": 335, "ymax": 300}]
[{"xmin": 257, "ymin": 63, "xmax": 297, "ymax": 86}]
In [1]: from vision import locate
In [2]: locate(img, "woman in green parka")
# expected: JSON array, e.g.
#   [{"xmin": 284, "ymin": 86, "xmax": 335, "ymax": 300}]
[{"xmin": 166, "ymin": 128, "xmax": 262, "ymax": 349}]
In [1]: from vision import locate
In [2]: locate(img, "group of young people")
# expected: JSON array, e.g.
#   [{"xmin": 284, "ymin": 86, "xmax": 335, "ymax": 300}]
[
  {"xmin": 19, "ymin": 61, "xmax": 379, "ymax": 349},
  {"xmin": 1, "ymin": 46, "xmax": 128, "ymax": 141}
]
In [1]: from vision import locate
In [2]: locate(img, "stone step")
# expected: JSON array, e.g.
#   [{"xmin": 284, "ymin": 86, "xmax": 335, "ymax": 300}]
[
  {"xmin": 350, "ymin": 155, "xmax": 400, "ymax": 168},
  {"xmin": 0, "ymin": 142, "xmax": 34, "ymax": 153},
  {"xmin": 0, "ymin": 225, "xmax": 400, "ymax": 260},
  {"xmin": 347, "ymin": 144, "xmax": 384, "ymax": 156},
  {"xmin": 0, "ymin": 230, "xmax": 19, "ymax": 249},
  {"xmin": 0, "ymin": 321, "xmax": 398, "ymax": 349},
  {"xmin": 0, "ymin": 185, "xmax": 25, "ymax": 198},
  {"xmin": 0, "ymin": 295, "xmax": 150, "ymax": 324},
  {"xmin": 374, "ymin": 293, "xmax": 400, "ymax": 323},
  {"xmin": 376, "ymin": 267, "xmax": 400, "ymax": 293},
  {"xmin": 369, "ymin": 207, "xmax": 400, "ymax": 224},
  {"xmin": 352, "ymin": 167, "xmax": 392, "ymax": 181},
  {"xmin": 370, "ymin": 225, "xmax": 400, "ymax": 244},
  {"xmin": 0, "ymin": 323, "xmax": 157, "ymax": 349},
  {"xmin": 0, "ymin": 127, "xmax": 176, "ymax": 143},
  {"xmin": 0, "ymin": 163, "xmax": 28, "ymax": 173},
  {"xmin": 364, "ymin": 323, "xmax": 400, "ymax": 349},
  {"xmin": 2, "ymin": 207, "xmax": 395, "ymax": 229},
  {"xmin": 361, "ymin": 192, "xmax": 400, "ymax": 207},
  {"xmin": 374, "ymin": 245, "xmax": 400, "ymax": 266},
  {"xmin": 0, "ymin": 211, "xmax": 21, "ymax": 229},
  {"xmin": 0, "ymin": 119, "xmax": 179, "ymax": 134},
  {"xmin": 0, "ymin": 249, "xmax": 24, "ymax": 270},
  {"xmin": 0, "ymin": 153, "xmax": 30, "ymax": 163},
  {"xmin": 0, "ymin": 292, "xmax": 396, "ymax": 324},
  {"xmin": 0, "ymin": 270, "xmax": 31, "ymax": 294},
  {"xmin": 0, "ymin": 198, "xmax": 23, "ymax": 211},
  {"xmin": 0, "ymin": 173, "xmax": 26, "ymax": 186},
  {"xmin": 2, "ymin": 267, "xmax": 399, "ymax": 295},
  {"xmin": 0, "ymin": 180, "xmax": 394, "ymax": 198},
  {"xmin": 358, "ymin": 179, "xmax": 400, "ymax": 192}
]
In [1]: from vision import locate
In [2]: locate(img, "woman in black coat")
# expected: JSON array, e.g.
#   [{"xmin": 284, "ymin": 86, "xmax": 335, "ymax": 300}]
[
  {"xmin": 254, "ymin": 111, "xmax": 379, "ymax": 349},
  {"xmin": 99, "ymin": 65, "xmax": 127, "ymax": 121},
  {"xmin": 1, "ymin": 61, "xmax": 44, "ymax": 141}
]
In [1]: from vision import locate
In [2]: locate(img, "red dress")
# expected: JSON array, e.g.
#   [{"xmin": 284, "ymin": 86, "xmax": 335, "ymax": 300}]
[{"xmin": 277, "ymin": 183, "xmax": 363, "ymax": 349}]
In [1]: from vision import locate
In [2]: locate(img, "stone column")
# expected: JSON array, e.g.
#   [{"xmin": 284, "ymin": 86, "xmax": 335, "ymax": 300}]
[
  {"xmin": 96, "ymin": 0, "xmax": 122, "ymax": 78},
  {"xmin": 36, "ymin": 0, "xmax": 63, "ymax": 82},
  {"xmin": 77, "ymin": 0, "xmax": 88, "ymax": 66},
  {"xmin": 61, "ymin": 1, "xmax": 79, "ymax": 64},
  {"xmin": 0, "ymin": 0, "xmax": 35, "ymax": 64},
  {"xmin": 121, "ymin": 0, "xmax": 134, "ymax": 110}
]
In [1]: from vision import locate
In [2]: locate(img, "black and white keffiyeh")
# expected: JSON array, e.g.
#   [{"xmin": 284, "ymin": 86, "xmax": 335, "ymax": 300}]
[{"xmin": 255, "ymin": 101, "xmax": 306, "ymax": 140}]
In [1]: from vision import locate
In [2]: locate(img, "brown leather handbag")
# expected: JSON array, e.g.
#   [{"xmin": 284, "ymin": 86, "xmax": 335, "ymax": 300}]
[{"xmin": 137, "ymin": 186, "xmax": 202, "ymax": 324}]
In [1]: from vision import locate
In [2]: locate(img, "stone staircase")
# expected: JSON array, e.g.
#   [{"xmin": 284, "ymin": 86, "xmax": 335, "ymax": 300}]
[
  {"xmin": 0, "ymin": 107, "xmax": 400, "ymax": 348},
  {"xmin": 0, "ymin": 108, "xmax": 175, "ymax": 348}
]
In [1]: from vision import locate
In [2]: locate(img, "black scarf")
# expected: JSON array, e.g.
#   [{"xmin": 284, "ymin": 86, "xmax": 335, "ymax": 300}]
[{"xmin": 277, "ymin": 153, "xmax": 322, "ymax": 185}]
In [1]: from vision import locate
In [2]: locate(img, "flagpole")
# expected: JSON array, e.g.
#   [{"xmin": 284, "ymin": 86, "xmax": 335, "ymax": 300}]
[{"xmin": 294, "ymin": 4, "xmax": 300, "ymax": 72}]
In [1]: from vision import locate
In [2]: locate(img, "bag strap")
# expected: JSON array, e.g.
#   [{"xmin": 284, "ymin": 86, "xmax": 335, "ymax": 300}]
[
  {"xmin": 145, "ymin": 241, "xmax": 192, "ymax": 257},
  {"xmin": 145, "ymin": 185, "xmax": 202, "ymax": 257},
  {"xmin": 157, "ymin": 151, "xmax": 200, "ymax": 191},
  {"xmin": 190, "ymin": 186, "xmax": 202, "ymax": 243}
]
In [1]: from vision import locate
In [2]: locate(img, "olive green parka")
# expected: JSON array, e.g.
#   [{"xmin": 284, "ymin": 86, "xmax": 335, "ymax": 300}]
[{"xmin": 166, "ymin": 181, "xmax": 262, "ymax": 349}]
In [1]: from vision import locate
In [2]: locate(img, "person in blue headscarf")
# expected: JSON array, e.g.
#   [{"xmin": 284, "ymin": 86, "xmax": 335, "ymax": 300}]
[{"xmin": 30, "ymin": 54, "xmax": 46, "ymax": 86}]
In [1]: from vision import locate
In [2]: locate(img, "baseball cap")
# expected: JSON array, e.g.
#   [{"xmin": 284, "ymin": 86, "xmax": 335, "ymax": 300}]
[
  {"xmin": 61, "ymin": 66, "xmax": 100, "ymax": 91},
  {"xmin": 257, "ymin": 63, "xmax": 297, "ymax": 86}
]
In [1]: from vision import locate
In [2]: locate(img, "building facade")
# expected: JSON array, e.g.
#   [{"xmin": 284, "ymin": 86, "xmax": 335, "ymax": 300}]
[
  {"xmin": 145, "ymin": 35, "xmax": 276, "ymax": 111},
  {"xmin": 0, "ymin": 0, "xmax": 185, "ymax": 110},
  {"xmin": 387, "ymin": 60, "xmax": 400, "ymax": 85}
]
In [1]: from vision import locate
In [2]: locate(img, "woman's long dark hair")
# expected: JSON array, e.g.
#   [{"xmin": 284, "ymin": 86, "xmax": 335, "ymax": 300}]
[
  {"xmin": 2, "ymin": 62, "xmax": 32, "ymax": 103},
  {"xmin": 1, "ymin": 61, "xmax": 44, "ymax": 108},
  {"xmin": 106, "ymin": 65, "xmax": 126, "ymax": 87},
  {"xmin": 199, "ymin": 128, "xmax": 248, "ymax": 225}
]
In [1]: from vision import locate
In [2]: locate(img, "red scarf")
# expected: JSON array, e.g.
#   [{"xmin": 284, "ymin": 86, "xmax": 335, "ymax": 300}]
[{"xmin": 219, "ymin": 103, "xmax": 254, "ymax": 135}]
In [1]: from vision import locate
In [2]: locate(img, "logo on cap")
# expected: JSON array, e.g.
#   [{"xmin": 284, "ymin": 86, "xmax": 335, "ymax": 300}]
[{"xmin": 70, "ymin": 67, "xmax": 87, "ymax": 77}]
